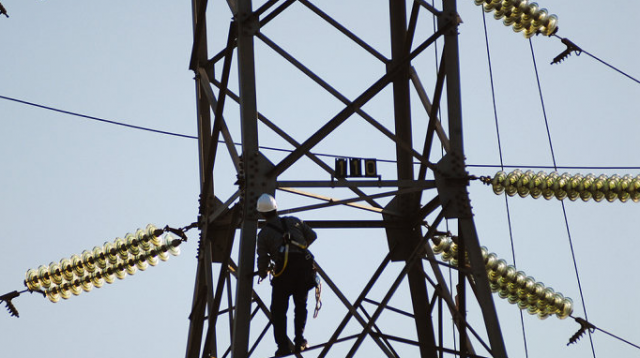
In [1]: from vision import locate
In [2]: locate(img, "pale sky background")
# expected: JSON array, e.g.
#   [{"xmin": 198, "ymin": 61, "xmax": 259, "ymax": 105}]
[{"xmin": 1, "ymin": 1, "xmax": 640, "ymax": 358}]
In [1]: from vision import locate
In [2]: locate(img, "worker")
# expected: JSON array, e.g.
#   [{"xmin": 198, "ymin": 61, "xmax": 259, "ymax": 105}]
[{"xmin": 256, "ymin": 193, "xmax": 317, "ymax": 357}]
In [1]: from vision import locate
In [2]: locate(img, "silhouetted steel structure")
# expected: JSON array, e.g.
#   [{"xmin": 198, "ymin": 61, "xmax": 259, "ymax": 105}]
[{"xmin": 186, "ymin": 1, "xmax": 508, "ymax": 357}]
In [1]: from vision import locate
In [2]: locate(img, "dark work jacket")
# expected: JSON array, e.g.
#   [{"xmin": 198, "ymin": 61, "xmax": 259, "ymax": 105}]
[{"xmin": 256, "ymin": 215, "xmax": 317, "ymax": 276}]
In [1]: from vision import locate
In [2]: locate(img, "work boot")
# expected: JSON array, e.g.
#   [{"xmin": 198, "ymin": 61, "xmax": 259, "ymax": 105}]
[
  {"xmin": 274, "ymin": 346, "xmax": 292, "ymax": 357},
  {"xmin": 294, "ymin": 338, "xmax": 308, "ymax": 353}
]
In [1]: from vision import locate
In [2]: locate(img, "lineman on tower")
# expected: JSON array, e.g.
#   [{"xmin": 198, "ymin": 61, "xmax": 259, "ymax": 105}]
[{"xmin": 256, "ymin": 193, "xmax": 318, "ymax": 357}]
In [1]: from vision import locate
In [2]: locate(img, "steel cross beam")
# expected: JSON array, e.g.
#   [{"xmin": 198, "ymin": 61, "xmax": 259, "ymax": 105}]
[{"xmin": 187, "ymin": 1, "xmax": 509, "ymax": 357}]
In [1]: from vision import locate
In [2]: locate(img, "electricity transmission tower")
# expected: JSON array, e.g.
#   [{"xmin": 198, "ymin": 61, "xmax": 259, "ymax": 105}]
[{"xmin": 186, "ymin": 1, "xmax": 508, "ymax": 357}]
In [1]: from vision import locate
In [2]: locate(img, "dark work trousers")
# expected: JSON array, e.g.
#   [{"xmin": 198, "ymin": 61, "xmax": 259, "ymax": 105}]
[{"xmin": 271, "ymin": 253, "xmax": 310, "ymax": 349}]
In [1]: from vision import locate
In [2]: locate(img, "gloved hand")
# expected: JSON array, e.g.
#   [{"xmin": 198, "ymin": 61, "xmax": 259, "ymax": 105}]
[{"xmin": 258, "ymin": 270, "xmax": 268, "ymax": 279}]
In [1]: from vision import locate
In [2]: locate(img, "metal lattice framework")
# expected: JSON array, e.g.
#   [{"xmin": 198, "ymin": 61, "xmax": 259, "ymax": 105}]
[{"xmin": 186, "ymin": 1, "xmax": 508, "ymax": 357}]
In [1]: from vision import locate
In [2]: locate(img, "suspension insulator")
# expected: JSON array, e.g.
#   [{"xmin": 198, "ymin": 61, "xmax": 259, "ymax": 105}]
[
  {"xmin": 491, "ymin": 170, "xmax": 640, "ymax": 203},
  {"xmin": 430, "ymin": 235, "xmax": 573, "ymax": 319},
  {"xmin": 473, "ymin": 0, "xmax": 558, "ymax": 37},
  {"xmin": 23, "ymin": 225, "xmax": 180, "ymax": 303}
]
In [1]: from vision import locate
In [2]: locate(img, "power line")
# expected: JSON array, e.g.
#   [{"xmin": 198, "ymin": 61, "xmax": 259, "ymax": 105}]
[
  {"xmin": 481, "ymin": 9, "xmax": 529, "ymax": 358},
  {"xmin": 467, "ymin": 164, "xmax": 640, "ymax": 170},
  {"xmin": 552, "ymin": 35, "xmax": 640, "ymax": 85},
  {"xmin": 530, "ymin": 39, "xmax": 597, "ymax": 358},
  {"xmin": 5, "ymin": 94, "xmax": 640, "ymax": 174},
  {"xmin": 0, "ymin": 94, "xmax": 198, "ymax": 140}
]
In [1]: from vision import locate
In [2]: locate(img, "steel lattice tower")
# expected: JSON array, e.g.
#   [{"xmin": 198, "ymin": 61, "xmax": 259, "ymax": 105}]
[{"xmin": 186, "ymin": 1, "xmax": 508, "ymax": 357}]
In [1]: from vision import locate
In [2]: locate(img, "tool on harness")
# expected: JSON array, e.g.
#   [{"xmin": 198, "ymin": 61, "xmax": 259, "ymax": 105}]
[{"xmin": 313, "ymin": 274, "xmax": 322, "ymax": 318}]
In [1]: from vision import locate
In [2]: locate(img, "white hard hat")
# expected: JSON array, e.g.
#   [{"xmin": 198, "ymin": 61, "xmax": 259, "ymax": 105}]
[{"xmin": 256, "ymin": 193, "xmax": 277, "ymax": 212}]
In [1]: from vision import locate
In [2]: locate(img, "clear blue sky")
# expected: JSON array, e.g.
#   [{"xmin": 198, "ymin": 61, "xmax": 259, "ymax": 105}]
[{"xmin": 1, "ymin": 1, "xmax": 639, "ymax": 358}]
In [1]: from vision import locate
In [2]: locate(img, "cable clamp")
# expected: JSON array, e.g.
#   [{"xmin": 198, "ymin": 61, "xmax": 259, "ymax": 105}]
[
  {"xmin": 567, "ymin": 317, "xmax": 596, "ymax": 346},
  {"xmin": 552, "ymin": 37, "xmax": 583, "ymax": 65}
]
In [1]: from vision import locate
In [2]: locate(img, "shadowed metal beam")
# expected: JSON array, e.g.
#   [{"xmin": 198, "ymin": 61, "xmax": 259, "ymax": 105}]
[{"xmin": 269, "ymin": 27, "xmax": 449, "ymax": 178}]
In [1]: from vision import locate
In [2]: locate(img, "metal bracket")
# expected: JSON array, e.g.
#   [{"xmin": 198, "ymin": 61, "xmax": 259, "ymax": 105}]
[{"xmin": 434, "ymin": 152, "xmax": 472, "ymax": 219}]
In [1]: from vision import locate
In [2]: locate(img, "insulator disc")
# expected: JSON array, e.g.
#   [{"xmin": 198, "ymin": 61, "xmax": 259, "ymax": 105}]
[
  {"xmin": 158, "ymin": 250, "xmax": 170, "ymax": 262},
  {"xmin": 579, "ymin": 189, "xmax": 592, "ymax": 201},
  {"xmin": 126, "ymin": 233, "xmax": 140, "ymax": 255},
  {"xmin": 517, "ymin": 184, "xmax": 530, "ymax": 197},
  {"xmin": 104, "ymin": 242, "xmax": 118, "ymax": 264},
  {"xmin": 507, "ymin": 282, "xmax": 519, "ymax": 295},
  {"xmin": 91, "ymin": 272, "xmax": 105, "ymax": 288},
  {"xmin": 80, "ymin": 276, "xmax": 93, "ymax": 293},
  {"xmin": 620, "ymin": 191, "xmax": 630, "ymax": 202},
  {"xmin": 517, "ymin": 299, "xmax": 529, "ymax": 310},
  {"xmin": 551, "ymin": 292, "xmax": 565, "ymax": 311},
  {"xmin": 593, "ymin": 191, "xmax": 605, "ymax": 202},
  {"xmin": 46, "ymin": 286, "xmax": 61, "ymax": 303},
  {"xmin": 125, "ymin": 258, "xmax": 137, "ymax": 276},
  {"xmin": 70, "ymin": 254, "xmax": 85, "ymax": 277},
  {"xmin": 38, "ymin": 265, "xmax": 52, "ymax": 288},
  {"xmin": 489, "ymin": 282, "xmax": 501, "ymax": 292},
  {"xmin": 146, "ymin": 249, "xmax": 159, "ymax": 266},
  {"xmin": 507, "ymin": 293, "xmax": 519, "ymax": 305},
  {"xmin": 60, "ymin": 258, "xmax": 75, "ymax": 282},
  {"xmin": 487, "ymin": 270, "xmax": 501, "ymax": 284},
  {"xmin": 503, "ymin": 12, "xmax": 521, "ymax": 27},
  {"xmin": 558, "ymin": 298, "xmax": 573, "ymax": 319},
  {"xmin": 540, "ymin": 14, "xmax": 558, "ymax": 36},
  {"xmin": 514, "ymin": 271, "xmax": 527, "ymax": 287},
  {"xmin": 49, "ymin": 262, "xmax": 63, "ymax": 286},
  {"xmin": 147, "ymin": 254, "xmax": 159, "ymax": 267},
  {"xmin": 70, "ymin": 280, "xmax": 82, "ymax": 296},
  {"xmin": 498, "ymin": 287, "xmax": 510, "ymax": 299},
  {"xmin": 59, "ymin": 283, "xmax": 72, "ymax": 300},
  {"xmin": 523, "ymin": 276, "xmax": 537, "ymax": 294},
  {"xmin": 25, "ymin": 269, "xmax": 41, "ymax": 291},
  {"xmin": 542, "ymin": 287, "xmax": 555, "ymax": 304},
  {"xmin": 494, "ymin": 7, "xmax": 508, "ymax": 20},
  {"xmin": 114, "ymin": 262, "xmax": 127, "ymax": 280},
  {"xmin": 505, "ymin": 185, "xmax": 518, "ymax": 196},
  {"xmin": 432, "ymin": 236, "xmax": 451, "ymax": 254},
  {"xmin": 136, "ymin": 228, "xmax": 151, "ymax": 251},
  {"xmin": 516, "ymin": 288, "xmax": 529, "ymax": 301},
  {"xmin": 494, "ymin": 259, "xmax": 508, "ymax": 276},
  {"xmin": 114, "ymin": 237, "xmax": 129, "ymax": 260},
  {"xmin": 135, "ymin": 254, "xmax": 149, "ymax": 271},
  {"xmin": 533, "ymin": 282, "xmax": 546, "ymax": 299},
  {"xmin": 448, "ymin": 241, "xmax": 459, "ymax": 257},
  {"xmin": 567, "ymin": 189, "xmax": 580, "ymax": 201},
  {"xmin": 480, "ymin": 246, "xmax": 489, "ymax": 261},
  {"xmin": 102, "ymin": 267, "xmax": 116, "ymax": 284},
  {"xmin": 485, "ymin": 253, "xmax": 498, "ymax": 270},
  {"xmin": 93, "ymin": 246, "xmax": 108, "ymax": 269},
  {"xmin": 532, "ymin": 8, "xmax": 548, "ymax": 27},
  {"xmin": 147, "ymin": 224, "xmax": 162, "ymax": 247},
  {"xmin": 503, "ymin": 265, "xmax": 517, "ymax": 282},
  {"xmin": 82, "ymin": 250, "xmax": 97, "ymax": 273},
  {"xmin": 541, "ymin": 188, "xmax": 555, "ymax": 200}
]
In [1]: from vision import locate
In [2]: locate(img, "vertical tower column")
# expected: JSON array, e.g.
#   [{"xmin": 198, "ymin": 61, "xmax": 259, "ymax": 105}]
[
  {"xmin": 231, "ymin": 0, "xmax": 261, "ymax": 357},
  {"xmin": 389, "ymin": 1, "xmax": 438, "ymax": 357},
  {"xmin": 440, "ymin": 0, "xmax": 508, "ymax": 357}
]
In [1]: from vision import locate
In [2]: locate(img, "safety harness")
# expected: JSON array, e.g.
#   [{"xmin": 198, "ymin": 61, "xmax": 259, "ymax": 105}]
[{"xmin": 264, "ymin": 217, "xmax": 322, "ymax": 318}]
